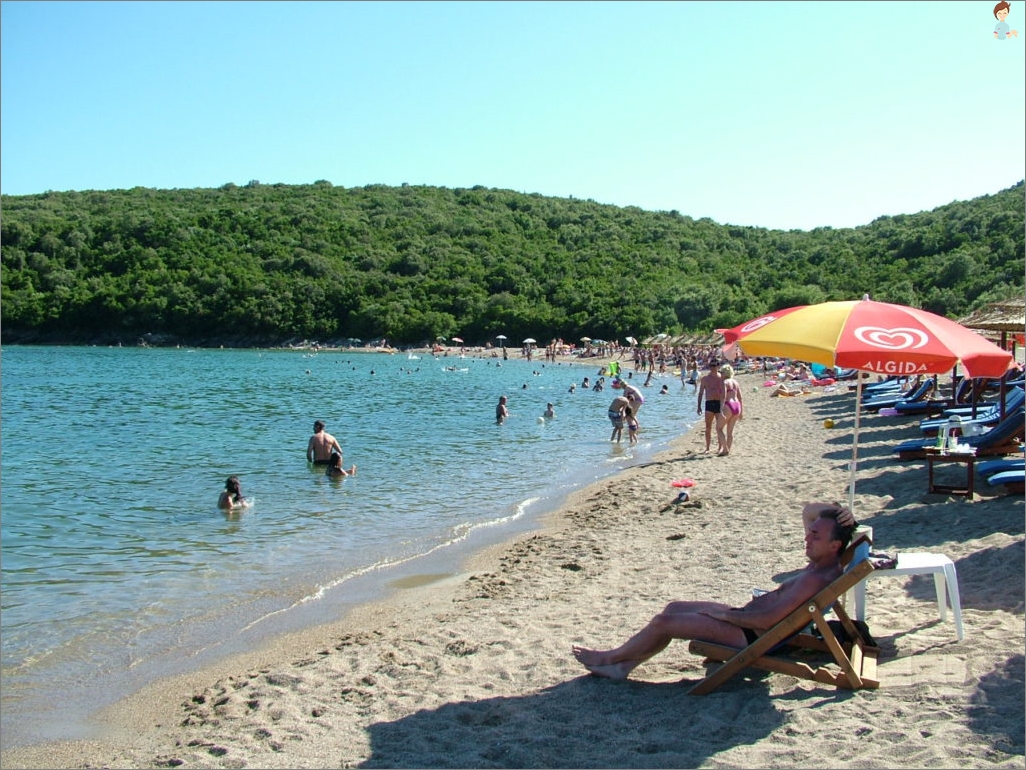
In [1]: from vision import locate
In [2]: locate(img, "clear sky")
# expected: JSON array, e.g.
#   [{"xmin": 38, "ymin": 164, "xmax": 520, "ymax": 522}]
[{"xmin": 2, "ymin": 1, "xmax": 1024, "ymax": 231}]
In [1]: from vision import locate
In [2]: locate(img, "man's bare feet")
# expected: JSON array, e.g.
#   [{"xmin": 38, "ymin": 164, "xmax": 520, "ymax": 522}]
[{"xmin": 572, "ymin": 646, "xmax": 639, "ymax": 680}]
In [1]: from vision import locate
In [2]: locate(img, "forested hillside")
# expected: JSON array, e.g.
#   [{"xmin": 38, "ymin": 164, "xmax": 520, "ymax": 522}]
[{"xmin": 1, "ymin": 180, "xmax": 1022, "ymax": 347}]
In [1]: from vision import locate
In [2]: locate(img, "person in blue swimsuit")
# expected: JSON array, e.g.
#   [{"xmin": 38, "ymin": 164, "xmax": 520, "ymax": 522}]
[{"xmin": 625, "ymin": 406, "xmax": 639, "ymax": 445}]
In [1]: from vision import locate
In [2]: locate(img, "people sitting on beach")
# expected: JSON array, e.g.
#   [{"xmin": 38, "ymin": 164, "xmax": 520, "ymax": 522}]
[
  {"xmin": 770, "ymin": 383, "xmax": 805, "ymax": 397},
  {"xmin": 217, "ymin": 475, "xmax": 247, "ymax": 510},
  {"xmin": 307, "ymin": 420, "xmax": 344, "ymax": 465},
  {"xmin": 325, "ymin": 451, "xmax": 357, "ymax": 478},
  {"xmin": 572, "ymin": 503, "xmax": 856, "ymax": 681}
]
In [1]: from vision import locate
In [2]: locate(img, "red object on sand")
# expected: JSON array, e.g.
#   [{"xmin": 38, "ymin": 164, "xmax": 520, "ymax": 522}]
[{"xmin": 671, "ymin": 479, "xmax": 695, "ymax": 488}]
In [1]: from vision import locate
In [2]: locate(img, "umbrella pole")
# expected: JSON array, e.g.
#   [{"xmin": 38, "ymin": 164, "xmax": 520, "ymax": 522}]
[{"xmin": 848, "ymin": 376, "xmax": 862, "ymax": 513}]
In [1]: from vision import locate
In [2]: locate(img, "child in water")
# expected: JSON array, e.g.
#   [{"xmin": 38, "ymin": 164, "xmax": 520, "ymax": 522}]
[
  {"xmin": 326, "ymin": 452, "xmax": 357, "ymax": 478},
  {"xmin": 625, "ymin": 406, "xmax": 640, "ymax": 445},
  {"xmin": 218, "ymin": 476, "xmax": 248, "ymax": 510}
]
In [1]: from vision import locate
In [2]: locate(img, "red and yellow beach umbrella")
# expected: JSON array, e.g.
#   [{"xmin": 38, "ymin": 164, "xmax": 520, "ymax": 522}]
[
  {"xmin": 718, "ymin": 297, "xmax": 1015, "ymax": 512},
  {"xmin": 719, "ymin": 298, "xmax": 1014, "ymax": 379}
]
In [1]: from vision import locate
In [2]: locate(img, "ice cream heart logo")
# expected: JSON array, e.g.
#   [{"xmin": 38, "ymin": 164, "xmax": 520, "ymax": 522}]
[
  {"xmin": 740, "ymin": 315, "xmax": 777, "ymax": 333},
  {"xmin": 854, "ymin": 326, "xmax": 929, "ymax": 351}
]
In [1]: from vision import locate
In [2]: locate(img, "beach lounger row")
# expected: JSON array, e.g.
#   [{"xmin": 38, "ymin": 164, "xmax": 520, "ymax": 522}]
[
  {"xmin": 893, "ymin": 405, "xmax": 1025, "ymax": 460},
  {"xmin": 918, "ymin": 386, "xmax": 1025, "ymax": 436},
  {"xmin": 977, "ymin": 457, "xmax": 1026, "ymax": 494}
]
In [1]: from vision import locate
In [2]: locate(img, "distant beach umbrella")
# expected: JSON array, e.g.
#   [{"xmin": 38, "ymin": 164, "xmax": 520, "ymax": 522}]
[
  {"xmin": 496, "ymin": 334, "xmax": 507, "ymax": 340},
  {"xmin": 451, "ymin": 337, "xmax": 464, "ymax": 343},
  {"xmin": 720, "ymin": 297, "xmax": 1015, "ymax": 512},
  {"xmin": 523, "ymin": 338, "xmax": 537, "ymax": 344}
]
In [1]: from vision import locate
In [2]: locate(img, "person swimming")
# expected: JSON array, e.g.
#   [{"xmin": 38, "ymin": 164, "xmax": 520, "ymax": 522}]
[
  {"xmin": 325, "ymin": 451, "xmax": 357, "ymax": 478},
  {"xmin": 218, "ymin": 476, "xmax": 247, "ymax": 510}
]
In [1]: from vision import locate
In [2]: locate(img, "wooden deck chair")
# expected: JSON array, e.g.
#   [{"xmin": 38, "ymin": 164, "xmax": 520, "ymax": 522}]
[{"xmin": 687, "ymin": 559, "xmax": 879, "ymax": 695}]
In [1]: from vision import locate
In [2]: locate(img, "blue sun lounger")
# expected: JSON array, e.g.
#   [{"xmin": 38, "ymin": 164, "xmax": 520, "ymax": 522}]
[
  {"xmin": 977, "ymin": 458, "xmax": 1026, "ymax": 477},
  {"xmin": 894, "ymin": 407, "xmax": 1026, "ymax": 460},
  {"xmin": 863, "ymin": 378, "xmax": 935, "ymax": 412},
  {"xmin": 987, "ymin": 469, "xmax": 1025, "ymax": 494},
  {"xmin": 919, "ymin": 387, "xmax": 1025, "ymax": 435}
]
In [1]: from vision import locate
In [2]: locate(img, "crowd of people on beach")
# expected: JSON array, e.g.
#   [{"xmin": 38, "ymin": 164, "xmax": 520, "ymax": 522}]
[
  {"xmin": 218, "ymin": 343, "xmax": 849, "ymax": 511},
  {"xmin": 488, "ymin": 343, "xmax": 762, "ymax": 456}
]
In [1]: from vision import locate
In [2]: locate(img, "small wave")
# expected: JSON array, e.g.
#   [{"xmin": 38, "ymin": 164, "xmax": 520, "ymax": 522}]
[{"xmin": 240, "ymin": 497, "xmax": 539, "ymax": 632}]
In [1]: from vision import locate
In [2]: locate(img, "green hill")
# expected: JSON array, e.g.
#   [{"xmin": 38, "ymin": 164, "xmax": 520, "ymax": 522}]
[{"xmin": 1, "ymin": 180, "xmax": 1022, "ymax": 347}]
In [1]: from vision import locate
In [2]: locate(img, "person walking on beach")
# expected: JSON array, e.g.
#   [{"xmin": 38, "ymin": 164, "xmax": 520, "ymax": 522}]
[
  {"xmin": 496, "ymin": 395, "xmax": 509, "ymax": 425},
  {"xmin": 572, "ymin": 504, "xmax": 855, "ymax": 681},
  {"xmin": 719, "ymin": 363, "xmax": 744, "ymax": 456},
  {"xmin": 307, "ymin": 420, "xmax": 345, "ymax": 465},
  {"xmin": 608, "ymin": 392, "xmax": 629, "ymax": 442},
  {"xmin": 684, "ymin": 356, "xmax": 700, "ymax": 390},
  {"xmin": 217, "ymin": 475, "xmax": 247, "ymax": 510},
  {"xmin": 696, "ymin": 361, "xmax": 726, "ymax": 453}
]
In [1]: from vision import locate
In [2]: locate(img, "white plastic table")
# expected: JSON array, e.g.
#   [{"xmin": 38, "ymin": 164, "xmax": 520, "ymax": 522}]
[{"xmin": 851, "ymin": 552, "xmax": 965, "ymax": 641}]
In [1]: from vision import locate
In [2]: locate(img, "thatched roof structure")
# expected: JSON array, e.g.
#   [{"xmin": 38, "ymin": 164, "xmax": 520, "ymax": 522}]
[{"xmin": 957, "ymin": 299, "xmax": 1025, "ymax": 333}]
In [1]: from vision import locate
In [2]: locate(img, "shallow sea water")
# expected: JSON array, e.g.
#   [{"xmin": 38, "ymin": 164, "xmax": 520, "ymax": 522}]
[{"xmin": 0, "ymin": 345, "xmax": 699, "ymax": 748}]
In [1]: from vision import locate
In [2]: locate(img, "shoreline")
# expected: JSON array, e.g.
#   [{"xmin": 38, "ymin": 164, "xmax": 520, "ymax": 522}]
[{"xmin": 4, "ymin": 380, "xmax": 1023, "ymax": 768}]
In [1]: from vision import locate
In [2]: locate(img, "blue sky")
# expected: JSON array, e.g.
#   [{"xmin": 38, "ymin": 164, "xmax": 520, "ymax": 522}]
[{"xmin": 2, "ymin": 1, "xmax": 1023, "ymax": 231}]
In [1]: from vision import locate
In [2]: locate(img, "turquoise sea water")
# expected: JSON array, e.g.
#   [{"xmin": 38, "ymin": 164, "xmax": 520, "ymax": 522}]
[{"xmin": 0, "ymin": 345, "xmax": 699, "ymax": 749}]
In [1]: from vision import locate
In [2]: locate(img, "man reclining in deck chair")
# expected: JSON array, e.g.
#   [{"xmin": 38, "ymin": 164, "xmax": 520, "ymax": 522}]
[{"xmin": 572, "ymin": 503, "xmax": 855, "ymax": 680}]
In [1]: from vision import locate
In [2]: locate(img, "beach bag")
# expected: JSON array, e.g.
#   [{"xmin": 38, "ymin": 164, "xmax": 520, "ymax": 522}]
[
  {"xmin": 726, "ymin": 398, "xmax": 741, "ymax": 415},
  {"xmin": 816, "ymin": 619, "xmax": 878, "ymax": 649}
]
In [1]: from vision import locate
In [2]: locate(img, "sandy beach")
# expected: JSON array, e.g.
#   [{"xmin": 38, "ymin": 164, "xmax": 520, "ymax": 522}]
[{"xmin": 4, "ymin": 369, "xmax": 1023, "ymax": 769}]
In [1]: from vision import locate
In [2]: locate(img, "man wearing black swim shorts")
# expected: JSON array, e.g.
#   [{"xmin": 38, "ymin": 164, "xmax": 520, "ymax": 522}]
[{"xmin": 696, "ymin": 360, "xmax": 726, "ymax": 453}]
